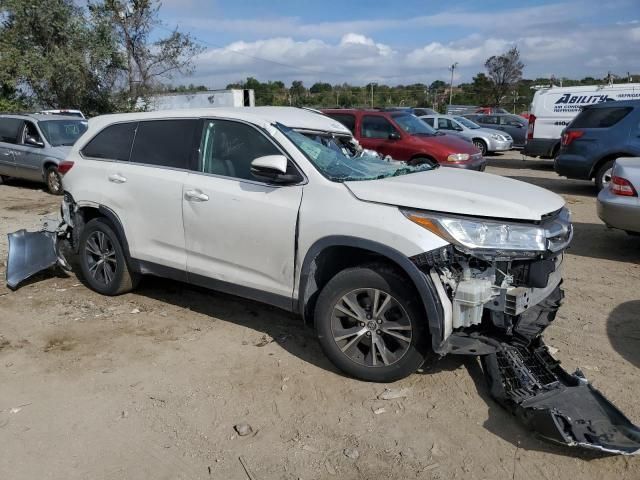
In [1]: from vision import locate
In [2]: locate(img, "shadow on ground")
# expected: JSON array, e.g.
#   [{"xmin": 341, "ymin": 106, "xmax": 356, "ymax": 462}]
[
  {"xmin": 486, "ymin": 156, "xmax": 554, "ymax": 171},
  {"xmin": 505, "ymin": 175, "xmax": 597, "ymax": 197},
  {"xmin": 0, "ymin": 177, "xmax": 49, "ymax": 193},
  {"xmin": 569, "ymin": 222, "xmax": 640, "ymax": 262},
  {"xmin": 607, "ymin": 300, "xmax": 640, "ymax": 369}
]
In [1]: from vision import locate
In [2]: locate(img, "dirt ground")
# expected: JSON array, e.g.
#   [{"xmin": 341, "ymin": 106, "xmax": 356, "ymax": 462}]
[{"xmin": 1, "ymin": 152, "xmax": 639, "ymax": 480}]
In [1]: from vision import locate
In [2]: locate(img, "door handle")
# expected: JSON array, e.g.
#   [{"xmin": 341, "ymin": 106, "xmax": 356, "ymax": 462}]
[
  {"xmin": 108, "ymin": 173, "xmax": 127, "ymax": 184},
  {"xmin": 185, "ymin": 189, "xmax": 209, "ymax": 202}
]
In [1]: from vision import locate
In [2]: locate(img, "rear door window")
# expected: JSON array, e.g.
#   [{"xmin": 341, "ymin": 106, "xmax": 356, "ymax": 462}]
[
  {"xmin": 571, "ymin": 107, "xmax": 633, "ymax": 128},
  {"xmin": 0, "ymin": 118, "xmax": 24, "ymax": 144},
  {"xmin": 361, "ymin": 115, "xmax": 396, "ymax": 138},
  {"xmin": 327, "ymin": 113, "xmax": 356, "ymax": 133},
  {"xmin": 481, "ymin": 115, "xmax": 498, "ymax": 125},
  {"xmin": 82, "ymin": 122, "xmax": 138, "ymax": 161},
  {"xmin": 422, "ymin": 117, "xmax": 435, "ymax": 127},
  {"xmin": 130, "ymin": 119, "xmax": 198, "ymax": 169}
]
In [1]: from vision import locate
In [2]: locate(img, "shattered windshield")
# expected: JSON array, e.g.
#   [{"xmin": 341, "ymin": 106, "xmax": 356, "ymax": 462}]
[
  {"xmin": 279, "ymin": 126, "xmax": 434, "ymax": 182},
  {"xmin": 454, "ymin": 116, "xmax": 481, "ymax": 129}
]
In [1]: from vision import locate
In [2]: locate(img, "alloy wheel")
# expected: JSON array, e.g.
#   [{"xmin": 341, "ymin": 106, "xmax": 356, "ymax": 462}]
[
  {"xmin": 84, "ymin": 231, "xmax": 117, "ymax": 286},
  {"xmin": 331, "ymin": 288, "xmax": 412, "ymax": 367},
  {"xmin": 47, "ymin": 169, "xmax": 61, "ymax": 193}
]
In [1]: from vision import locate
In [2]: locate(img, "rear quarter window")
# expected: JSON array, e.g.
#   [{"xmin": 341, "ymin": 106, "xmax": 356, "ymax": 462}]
[
  {"xmin": 571, "ymin": 107, "xmax": 633, "ymax": 128},
  {"xmin": 82, "ymin": 122, "xmax": 138, "ymax": 161}
]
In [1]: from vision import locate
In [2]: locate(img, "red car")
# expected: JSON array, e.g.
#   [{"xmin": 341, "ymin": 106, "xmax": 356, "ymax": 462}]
[{"xmin": 322, "ymin": 109, "xmax": 485, "ymax": 170}]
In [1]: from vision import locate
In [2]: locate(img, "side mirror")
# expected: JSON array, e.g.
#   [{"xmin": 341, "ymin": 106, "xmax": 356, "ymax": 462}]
[
  {"xmin": 388, "ymin": 132, "xmax": 401, "ymax": 140},
  {"xmin": 250, "ymin": 155, "xmax": 299, "ymax": 184},
  {"xmin": 25, "ymin": 136, "xmax": 44, "ymax": 147}
]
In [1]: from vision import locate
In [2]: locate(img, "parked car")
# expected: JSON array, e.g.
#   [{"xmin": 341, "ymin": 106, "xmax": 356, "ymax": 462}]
[
  {"xmin": 322, "ymin": 109, "xmax": 484, "ymax": 170},
  {"xmin": 524, "ymin": 82, "xmax": 640, "ymax": 159},
  {"xmin": 420, "ymin": 114, "xmax": 513, "ymax": 155},
  {"xmin": 474, "ymin": 107, "xmax": 509, "ymax": 114},
  {"xmin": 0, "ymin": 114, "xmax": 88, "ymax": 194},
  {"xmin": 381, "ymin": 107, "xmax": 438, "ymax": 116},
  {"xmin": 38, "ymin": 109, "xmax": 86, "ymax": 119},
  {"xmin": 597, "ymin": 158, "xmax": 640, "ymax": 234},
  {"xmin": 464, "ymin": 114, "xmax": 527, "ymax": 148},
  {"xmin": 555, "ymin": 100, "xmax": 640, "ymax": 190},
  {"xmin": 7, "ymin": 107, "xmax": 640, "ymax": 454}
]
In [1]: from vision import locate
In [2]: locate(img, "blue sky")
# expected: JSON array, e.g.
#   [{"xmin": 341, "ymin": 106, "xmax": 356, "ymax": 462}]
[{"xmin": 157, "ymin": 0, "xmax": 640, "ymax": 87}]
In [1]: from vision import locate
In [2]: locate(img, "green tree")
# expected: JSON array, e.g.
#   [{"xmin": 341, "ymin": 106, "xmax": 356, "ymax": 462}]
[
  {"xmin": 99, "ymin": 0, "xmax": 203, "ymax": 102},
  {"xmin": 0, "ymin": 0, "xmax": 126, "ymax": 114},
  {"xmin": 484, "ymin": 46, "xmax": 524, "ymax": 106}
]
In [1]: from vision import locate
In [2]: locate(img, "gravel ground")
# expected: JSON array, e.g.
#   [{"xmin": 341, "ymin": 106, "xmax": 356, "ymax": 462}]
[{"xmin": 1, "ymin": 152, "xmax": 639, "ymax": 480}]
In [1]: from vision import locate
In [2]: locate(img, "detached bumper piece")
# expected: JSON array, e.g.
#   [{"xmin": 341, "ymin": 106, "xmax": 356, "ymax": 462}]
[
  {"xmin": 483, "ymin": 340, "xmax": 640, "ymax": 455},
  {"xmin": 6, "ymin": 229, "xmax": 60, "ymax": 289}
]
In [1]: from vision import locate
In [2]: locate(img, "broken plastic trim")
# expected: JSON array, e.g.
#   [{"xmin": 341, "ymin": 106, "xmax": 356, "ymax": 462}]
[
  {"xmin": 483, "ymin": 340, "xmax": 640, "ymax": 455},
  {"xmin": 6, "ymin": 225, "xmax": 68, "ymax": 289}
]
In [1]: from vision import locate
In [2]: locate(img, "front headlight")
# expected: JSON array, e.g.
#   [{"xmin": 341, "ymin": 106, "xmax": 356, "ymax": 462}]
[
  {"xmin": 401, "ymin": 209, "xmax": 549, "ymax": 257},
  {"xmin": 490, "ymin": 134, "xmax": 501, "ymax": 140},
  {"xmin": 447, "ymin": 153, "xmax": 470, "ymax": 162}
]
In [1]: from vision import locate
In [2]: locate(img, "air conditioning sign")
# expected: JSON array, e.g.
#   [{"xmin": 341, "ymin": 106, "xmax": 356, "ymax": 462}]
[{"xmin": 553, "ymin": 94, "xmax": 613, "ymax": 113}]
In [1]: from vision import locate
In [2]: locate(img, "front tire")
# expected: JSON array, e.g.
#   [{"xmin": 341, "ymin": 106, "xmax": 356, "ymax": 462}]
[
  {"xmin": 79, "ymin": 218, "xmax": 139, "ymax": 295},
  {"xmin": 45, "ymin": 166, "xmax": 63, "ymax": 195},
  {"xmin": 315, "ymin": 265, "xmax": 428, "ymax": 382},
  {"xmin": 472, "ymin": 139, "xmax": 487, "ymax": 156},
  {"xmin": 408, "ymin": 156, "xmax": 437, "ymax": 168},
  {"xmin": 595, "ymin": 160, "xmax": 614, "ymax": 191}
]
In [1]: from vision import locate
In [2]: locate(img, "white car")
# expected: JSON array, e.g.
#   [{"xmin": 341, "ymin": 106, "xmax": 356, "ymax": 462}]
[{"xmin": 7, "ymin": 107, "xmax": 640, "ymax": 454}]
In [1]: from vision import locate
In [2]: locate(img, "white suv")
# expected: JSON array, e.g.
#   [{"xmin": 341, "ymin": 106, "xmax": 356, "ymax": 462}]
[
  {"xmin": 49, "ymin": 107, "xmax": 571, "ymax": 381},
  {"xmin": 11, "ymin": 108, "xmax": 640, "ymax": 453}
]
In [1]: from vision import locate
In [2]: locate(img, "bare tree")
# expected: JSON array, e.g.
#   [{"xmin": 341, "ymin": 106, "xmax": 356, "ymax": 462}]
[
  {"xmin": 484, "ymin": 47, "xmax": 524, "ymax": 107},
  {"xmin": 99, "ymin": 0, "xmax": 203, "ymax": 100}
]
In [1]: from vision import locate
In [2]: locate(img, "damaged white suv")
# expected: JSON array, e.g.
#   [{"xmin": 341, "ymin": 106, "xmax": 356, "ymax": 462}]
[{"xmin": 7, "ymin": 107, "xmax": 640, "ymax": 454}]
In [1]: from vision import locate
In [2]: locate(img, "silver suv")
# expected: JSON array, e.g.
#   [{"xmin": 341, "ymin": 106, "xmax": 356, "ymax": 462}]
[{"xmin": 0, "ymin": 114, "xmax": 88, "ymax": 194}]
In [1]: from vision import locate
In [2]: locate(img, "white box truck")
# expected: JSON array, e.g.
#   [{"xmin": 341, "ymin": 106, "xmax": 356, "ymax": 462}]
[
  {"xmin": 524, "ymin": 83, "xmax": 640, "ymax": 158},
  {"xmin": 140, "ymin": 89, "xmax": 255, "ymax": 111}
]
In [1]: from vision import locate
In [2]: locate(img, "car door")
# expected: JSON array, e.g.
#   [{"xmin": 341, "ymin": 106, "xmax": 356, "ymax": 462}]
[
  {"xmin": 182, "ymin": 119, "xmax": 303, "ymax": 304},
  {"xmin": 359, "ymin": 115, "xmax": 404, "ymax": 159},
  {"xmin": 12, "ymin": 120, "xmax": 47, "ymax": 181},
  {"xmin": 80, "ymin": 119, "xmax": 195, "ymax": 272},
  {"xmin": 499, "ymin": 116, "xmax": 526, "ymax": 146},
  {"xmin": 0, "ymin": 117, "xmax": 24, "ymax": 177}
]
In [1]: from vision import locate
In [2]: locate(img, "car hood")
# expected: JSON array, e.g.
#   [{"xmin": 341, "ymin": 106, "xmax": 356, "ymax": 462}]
[
  {"xmin": 423, "ymin": 133, "xmax": 478, "ymax": 152},
  {"xmin": 477, "ymin": 127, "xmax": 512, "ymax": 138},
  {"xmin": 344, "ymin": 168, "xmax": 565, "ymax": 221},
  {"xmin": 47, "ymin": 146, "xmax": 72, "ymax": 159}
]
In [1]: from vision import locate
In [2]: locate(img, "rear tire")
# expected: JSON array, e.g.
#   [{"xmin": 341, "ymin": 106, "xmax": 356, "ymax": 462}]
[
  {"xmin": 315, "ymin": 264, "xmax": 428, "ymax": 382},
  {"xmin": 472, "ymin": 139, "xmax": 487, "ymax": 156},
  {"xmin": 0, "ymin": 175, "xmax": 8, "ymax": 184},
  {"xmin": 45, "ymin": 166, "xmax": 63, "ymax": 195},
  {"xmin": 79, "ymin": 217, "xmax": 139, "ymax": 295},
  {"xmin": 595, "ymin": 160, "xmax": 615, "ymax": 191}
]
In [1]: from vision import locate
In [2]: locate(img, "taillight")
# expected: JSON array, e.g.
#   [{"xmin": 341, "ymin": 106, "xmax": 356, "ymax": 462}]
[
  {"xmin": 57, "ymin": 160, "xmax": 74, "ymax": 175},
  {"xmin": 610, "ymin": 175, "xmax": 638, "ymax": 196},
  {"xmin": 561, "ymin": 130, "xmax": 584, "ymax": 147},
  {"xmin": 526, "ymin": 114, "xmax": 536, "ymax": 140}
]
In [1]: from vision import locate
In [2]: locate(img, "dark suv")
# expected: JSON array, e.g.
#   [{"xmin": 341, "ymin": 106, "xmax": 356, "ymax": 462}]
[{"xmin": 554, "ymin": 100, "xmax": 640, "ymax": 190}]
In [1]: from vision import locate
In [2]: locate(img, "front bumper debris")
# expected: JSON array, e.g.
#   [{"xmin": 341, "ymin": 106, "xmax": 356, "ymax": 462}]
[
  {"xmin": 6, "ymin": 220, "xmax": 69, "ymax": 289},
  {"xmin": 483, "ymin": 340, "xmax": 640, "ymax": 455}
]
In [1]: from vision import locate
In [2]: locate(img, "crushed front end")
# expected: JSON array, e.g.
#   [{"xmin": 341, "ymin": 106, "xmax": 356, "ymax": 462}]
[{"xmin": 406, "ymin": 207, "xmax": 640, "ymax": 455}]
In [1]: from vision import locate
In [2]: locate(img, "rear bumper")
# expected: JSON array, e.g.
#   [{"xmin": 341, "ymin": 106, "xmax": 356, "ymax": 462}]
[
  {"xmin": 524, "ymin": 138, "xmax": 558, "ymax": 158},
  {"xmin": 597, "ymin": 189, "xmax": 640, "ymax": 233},
  {"xmin": 554, "ymin": 153, "xmax": 593, "ymax": 180}
]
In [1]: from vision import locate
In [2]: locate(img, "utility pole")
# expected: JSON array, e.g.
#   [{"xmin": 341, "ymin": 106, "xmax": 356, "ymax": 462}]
[
  {"xmin": 448, "ymin": 62, "xmax": 458, "ymax": 106},
  {"xmin": 370, "ymin": 83, "xmax": 376, "ymax": 108}
]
